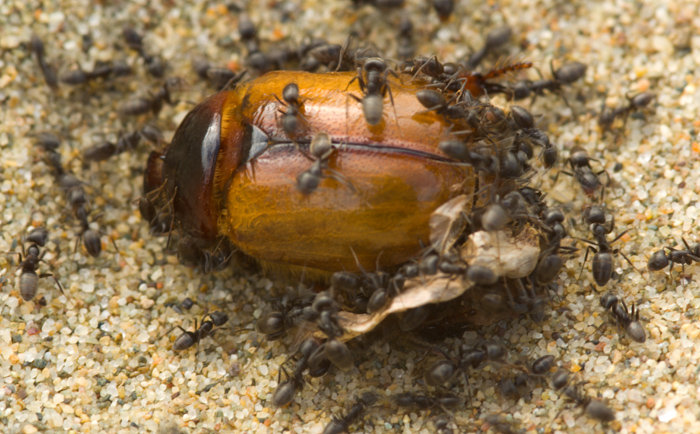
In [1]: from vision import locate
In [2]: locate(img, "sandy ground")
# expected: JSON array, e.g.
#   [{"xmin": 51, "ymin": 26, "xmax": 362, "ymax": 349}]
[{"xmin": 1, "ymin": 0, "xmax": 700, "ymax": 433}]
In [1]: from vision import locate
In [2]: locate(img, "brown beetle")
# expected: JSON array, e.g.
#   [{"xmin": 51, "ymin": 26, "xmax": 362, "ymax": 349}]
[{"xmin": 143, "ymin": 71, "xmax": 488, "ymax": 273}]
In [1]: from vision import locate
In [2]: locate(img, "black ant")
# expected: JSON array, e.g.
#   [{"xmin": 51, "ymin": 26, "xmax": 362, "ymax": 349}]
[
  {"xmin": 117, "ymin": 77, "xmax": 181, "ymax": 117},
  {"xmin": 194, "ymin": 60, "xmax": 247, "ymax": 90},
  {"xmin": 394, "ymin": 392, "xmax": 464, "ymax": 411},
  {"xmin": 256, "ymin": 294, "xmax": 312, "ymax": 341},
  {"xmin": 403, "ymin": 55, "xmax": 445, "ymax": 82},
  {"xmin": 347, "ymin": 57, "xmax": 398, "ymax": 126},
  {"xmin": 507, "ymin": 60, "xmax": 587, "ymax": 105},
  {"xmin": 156, "ymin": 311, "xmax": 229, "ymax": 351},
  {"xmin": 322, "ymin": 392, "xmax": 377, "ymax": 434},
  {"xmin": 598, "ymin": 91, "xmax": 656, "ymax": 133},
  {"xmin": 557, "ymin": 146, "xmax": 608, "ymax": 198},
  {"xmin": 82, "ymin": 131, "xmax": 141, "ymax": 162},
  {"xmin": 432, "ymin": 0, "xmax": 455, "ymax": 21},
  {"xmin": 58, "ymin": 60, "xmax": 132, "ymax": 86},
  {"xmin": 484, "ymin": 414, "xmax": 524, "ymax": 434},
  {"xmin": 122, "ymin": 26, "xmax": 166, "ymax": 78},
  {"xmin": 30, "ymin": 34, "xmax": 58, "ymax": 89},
  {"xmin": 599, "ymin": 292, "xmax": 646, "ymax": 343},
  {"xmin": 275, "ymin": 82, "xmax": 306, "ymax": 137},
  {"xmin": 296, "ymin": 133, "xmax": 354, "ymax": 195},
  {"xmin": 6, "ymin": 227, "xmax": 64, "ymax": 302},
  {"xmin": 175, "ymin": 236, "xmax": 233, "ymax": 274},
  {"xmin": 534, "ymin": 208, "xmax": 577, "ymax": 286},
  {"xmin": 577, "ymin": 216, "xmax": 638, "ymax": 287},
  {"xmin": 551, "ymin": 368, "xmax": 571, "ymax": 390},
  {"xmin": 415, "ymin": 89, "xmax": 466, "ymax": 123},
  {"xmin": 647, "ymin": 238, "xmax": 700, "ymax": 276},
  {"xmin": 509, "ymin": 105, "xmax": 558, "ymax": 169},
  {"xmin": 438, "ymin": 139, "xmax": 499, "ymax": 173},
  {"xmin": 529, "ymin": 354, "xmax": 556, "ymax": 376},
  {"xmin": 563, "ymin": 383, "xmax": 616, "ymax": 423},
  {"xmin": 423, "ymin": 341, "xmax": 507, "ymax": 390},
  {"xmin": 465, "ymin": 25, "xmax": 513, "ymax": 69},
  {"xmin": 272, "ymin": 338, "xmax": 330, "ymax": 406}
]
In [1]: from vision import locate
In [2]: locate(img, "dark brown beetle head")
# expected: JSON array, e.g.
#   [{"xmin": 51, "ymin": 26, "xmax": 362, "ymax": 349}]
[{"xmin": 143, "ymin": 92, "xmax": 227, "ymax": 245}]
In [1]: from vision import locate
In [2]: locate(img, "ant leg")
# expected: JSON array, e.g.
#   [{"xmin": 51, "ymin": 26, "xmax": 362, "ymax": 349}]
[
  {"xmin": 221, "ymin": 70, "xmax": 247, "ymax": 91},
  {"xmin": 343, "ymin": 72, "xmax": 363, "ymax": 93},
  {"xmin": 38, "ymin": 273, "xmax": 65, "ymax": 297},
  {"xmin": 552, "ymin": 170, "xmax": 574, "ymax": 184},
  {"xmin": 597, "ymin": 169, "xmax": 612, "ymax": 188},
  {"xmin": 577, "ymin": 246, "xmax": 595, "ymax": 281},
  {"xmin": 334, "ymin": 35, "xmax": 353, "ymax": 73},
  {"xmin": 151, "ymin": 325, "xmax": 189, "ymax": 344},
  {"xmin": 385, "ymin": 84, "xmax": 401, "ymax": 135}
]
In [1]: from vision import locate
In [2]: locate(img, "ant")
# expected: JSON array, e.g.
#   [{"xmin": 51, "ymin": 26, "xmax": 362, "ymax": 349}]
[
  {"xmin": 30, "ymin": 34, "xmax": 58, "ymax": 89},
  {"xmin": 438, "ymin": 139, "xmax": 499, "ymax": 173},
  {"xmin": 557, "ymin": 146, "xmax": 608, "ymax": 198},
  {"xmin": 256, "ymin": 310, "xmax": 293, "ymax": 341},
  {"xmin": 507, "ymin": 60, "xmax": 587, "ymax": 105},
  {"xmin": 58, "ymin": 60, "xmax": 132, "ymax": 86},
  {"xmin": 296, "ymin": 133, "xmax": 354, "ymax": 195},
  {"xmin": 6, "ymin": 227, "xmax": 64, "ymax": 302},
  {"xmin": 529, "ymin": 354, "xmax": 556, "ymax": 376},
  {"xmin": 192, "ymin": 58, "xmax": 247, "ymax": 90},
  {"xmin": 33, "ymin": 132, "xmax": 114, "ymax": 259},
  {"xmin": 74, "ymin": 209, "xmax": 104, "ymax": 258},
  {"xmin": 322, "ymin": 392, "xmax": 377, "ymax": 434},
  {"xmin": 275, "ymin": 82, "xmax": 305, "ymax": 137},
  {"xmin": 122, "ymin": 26, "xmax": 166, "ymax": 78},
  {"xmin": 509, "ymin": 105, "xmax": 558, "ymax": 169},
  {"xmin": 577, "ymin": 214, "xmax": 638, "ymax": 287},
  {"xmin": 304, "ymin": 290, "xmax": 347, "ymax": 336},
  {"xmin": 432, "ymin": 0, "xmax": 455, "ymax": 21},
  {"xmin": 156, "ymin": 311, "xmax": 229, "ymax": 351},
  {"xmin": 465, "ymin": 26, "xmax": 513, "ymax": 69},
  {"xmin": 647, "ymin": 238, "xmax": 700, "ymax": 276},
  {"xmin": 347, "ymin": 57, "xmax": 398, "ymax": 126},
  {"xmin": 534, "ymin": 208, "xmax": 577, "ymax": 285},
  {"xmin": 475, "ymin": 191, "xmax": 538, "ymax": 234},
  {"xmin": 394, "ymin": 392, "xmax": 464, "ymax": 411},
  {"xmin": 415, "ymin": 89, "xmax": 466, "ymax": 123},
  {"xmin": 551, "ymin": 368, "xmax": 571, "ymax": 390},
  {"xmin": 598, "ymin": 91, "xmax": 656, "ymax": 133},
  {"xmin": 355, "ymin": 256, "xmax": 409, "ymax": 315},
  {"xmin": 423, "ymin": 341, "xmax": 507, "ymax": 390},
  {"xmin": 484, "ymin": 414, "xmax": 524, "ymax": 434},
  {"xmin": 272, "ymin": 338, "xmax": 331, "ymax": 406},
  {"xmin": 117, "ymin": 77, "xmax": 181, "ymax": 117},
  {"xmin": 562, "ymin": 383, "xmax": 616, "ymax": 423},
  {"xmin": 502, "ymin": 278, "xmax": 550, "ymax": 322},
  {"xmin": 256, "ymin": 293, "xmax": 314, "ymax": 341},
  {"xmin": 82, "ymin": 131, "xmax": 141, "ymax": 162},
  {"xmin": 599, "ymin": 292, "xmax": 646, "ymax": 343},
  {"xmin": 403, "ymin": 56, "xmax": 446, "ymax": 82}
]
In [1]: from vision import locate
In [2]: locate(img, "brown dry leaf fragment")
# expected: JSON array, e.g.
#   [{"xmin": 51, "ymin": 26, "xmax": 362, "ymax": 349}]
[{"xmin": 429, "ymin": 194, "xmax": 469, "ymax": 255}]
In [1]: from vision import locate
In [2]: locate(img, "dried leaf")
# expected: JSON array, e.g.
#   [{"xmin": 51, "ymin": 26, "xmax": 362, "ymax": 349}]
[
  {"xmin": 333, "ymin": 225, "xmax": 541, "ymax": 341},
  {"xmin": 429, "ymin": 194, "xmax": 469, "ymax": 255}
]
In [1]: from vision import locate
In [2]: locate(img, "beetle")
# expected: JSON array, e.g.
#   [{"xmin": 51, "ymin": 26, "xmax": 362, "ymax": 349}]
[{"xmin": 142, "ymin": 71, "xmax": 494, "ymax": 274}]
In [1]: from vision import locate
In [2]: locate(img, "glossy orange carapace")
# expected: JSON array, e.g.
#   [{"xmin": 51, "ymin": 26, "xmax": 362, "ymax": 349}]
[{"xmin": 145, "ymin": 71, "xmax": 480, "ymax": 273}]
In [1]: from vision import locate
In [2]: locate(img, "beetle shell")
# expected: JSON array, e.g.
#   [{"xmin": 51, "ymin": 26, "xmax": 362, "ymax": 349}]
[{"xmin": 145, "ymin": 71, "xmax": 484, "ymax": 272}]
